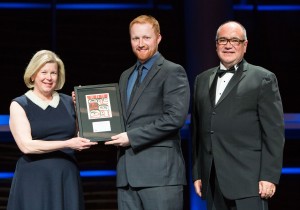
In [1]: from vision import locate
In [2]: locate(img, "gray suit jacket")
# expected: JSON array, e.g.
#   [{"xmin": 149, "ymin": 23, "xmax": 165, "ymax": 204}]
[
  {"xmin": 117, "ymin": 54, "xmax": 190, "ymax": 187},
  {"xmin": 192, "ymin": 60, "xmax": 285, "ymax": 200}
]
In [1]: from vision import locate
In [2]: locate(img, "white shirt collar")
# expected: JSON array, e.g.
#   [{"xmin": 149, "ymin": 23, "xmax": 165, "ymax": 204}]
[
  {"xmin": 219, "ymin": 62, "xmax": 239, "ymax": 71},
  {"xmin": 25, "ymin": 90, "xmax": 60, "ymax": 110}
]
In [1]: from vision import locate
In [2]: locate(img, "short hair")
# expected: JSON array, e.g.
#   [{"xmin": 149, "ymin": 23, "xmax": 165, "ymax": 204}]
[
  {"xmin": 129, "ymin": 15, "xmax": 160, "ymax": 35},
  {"xmin": 216, "ymin": 20, "xmax": 248, "ymax": 41},
  {"xmin": 24, "ymin": 50, "xmax": 65, "ymax": 90}
]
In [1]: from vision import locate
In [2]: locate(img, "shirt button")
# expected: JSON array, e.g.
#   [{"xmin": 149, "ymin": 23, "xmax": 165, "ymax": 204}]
[{"xmin": 210, "ymin": 131, "xmax": 214, "ymax": 134}]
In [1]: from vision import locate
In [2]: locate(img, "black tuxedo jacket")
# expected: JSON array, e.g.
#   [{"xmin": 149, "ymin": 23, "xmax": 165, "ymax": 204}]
[
  {"xmin": 117, "ymin": 54, "xmax": 190, "ymax": 187},
  {"xmin": 192, "ymin": 60, "xmax": 285, "ymax": 200}
]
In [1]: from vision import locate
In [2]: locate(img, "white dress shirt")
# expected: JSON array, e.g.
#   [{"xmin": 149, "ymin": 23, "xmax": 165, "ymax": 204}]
[{"xmin": 215, "ymin": 63, "xmax": 237, "ymax": 104}]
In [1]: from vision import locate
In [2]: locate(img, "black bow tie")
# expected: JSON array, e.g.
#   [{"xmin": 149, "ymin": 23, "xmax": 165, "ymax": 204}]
[{"xmin": 217, "ymin": 67, "xmax": 235, "ymax": 78}]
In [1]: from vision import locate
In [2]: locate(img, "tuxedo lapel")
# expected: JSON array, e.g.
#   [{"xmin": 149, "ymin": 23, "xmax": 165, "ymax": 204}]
[
  {"xmin": 209, "ymin": 68, "xmax": 218, "ymax": 107},
  {"xmin": 215, "ymin": 62, "xmax": 247, "ymax": 107},
  {"xmin": 209, "ymin": 68, "xmax": 218, "ymax": 88}
]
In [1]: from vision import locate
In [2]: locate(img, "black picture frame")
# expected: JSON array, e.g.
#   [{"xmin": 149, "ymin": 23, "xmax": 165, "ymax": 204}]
[{"xmin": 74, "ymin": 83, "xmax": 125, "ymax": 141}]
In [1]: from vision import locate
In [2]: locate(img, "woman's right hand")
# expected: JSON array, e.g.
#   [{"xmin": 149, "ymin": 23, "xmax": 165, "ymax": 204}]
[{"xmin": 68, "ymin": 137, "xmax": 98, "ymax": 151}]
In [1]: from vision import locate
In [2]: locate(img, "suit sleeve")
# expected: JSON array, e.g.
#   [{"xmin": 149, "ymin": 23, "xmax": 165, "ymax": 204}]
[
  {"xmin": 127, "ymin": 65, "xmax": 190, "ymax": 151},
  {"xmin": 258, "ymin": 72, "xmax": 285, "ymax": 184}
]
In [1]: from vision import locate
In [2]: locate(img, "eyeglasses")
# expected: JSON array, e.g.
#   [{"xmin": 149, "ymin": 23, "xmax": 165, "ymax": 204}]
[{"xmin": 216, "ymin": 38, "xmax": 245, "ymax": 46}]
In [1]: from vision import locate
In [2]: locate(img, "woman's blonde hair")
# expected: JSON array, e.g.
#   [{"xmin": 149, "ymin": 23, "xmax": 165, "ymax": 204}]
[{"xmin": 24, "ymin": 50, "xmax": 65, "ymax": 90}]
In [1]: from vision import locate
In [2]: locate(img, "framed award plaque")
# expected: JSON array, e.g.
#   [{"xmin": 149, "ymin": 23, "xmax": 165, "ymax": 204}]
[{"xmin": 74, "ymin": 83, "xmax": 125, "ymax": 141}]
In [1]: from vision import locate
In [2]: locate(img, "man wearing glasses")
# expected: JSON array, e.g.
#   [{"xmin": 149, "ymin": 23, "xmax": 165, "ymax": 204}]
[{"xmin": 192, "ymin": 21, "xmax": 285, "ymax": 210}]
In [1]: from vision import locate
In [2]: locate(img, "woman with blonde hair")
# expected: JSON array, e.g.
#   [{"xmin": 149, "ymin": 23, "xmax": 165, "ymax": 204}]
[{"xmin": 7, "ymin": 50, "xmax": 97, "ymax": 210}]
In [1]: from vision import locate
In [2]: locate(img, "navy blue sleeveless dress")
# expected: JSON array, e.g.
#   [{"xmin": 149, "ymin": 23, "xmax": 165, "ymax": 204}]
[{"xmin": 7, "ymin": 93, "xmax": 85, "ymax": 210}]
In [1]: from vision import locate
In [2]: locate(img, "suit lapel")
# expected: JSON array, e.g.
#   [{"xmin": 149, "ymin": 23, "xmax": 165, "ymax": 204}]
[
  {"xmin": 215, "ymin": 61, "xmax": 248, "ymax": 107},
  {"xmin": 126, "ymin": 55, "xmax": 164, "ymax": 119},
  {"xmin": 122, "ymin": 66, "xmax": 135, "ymax": 120}
]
